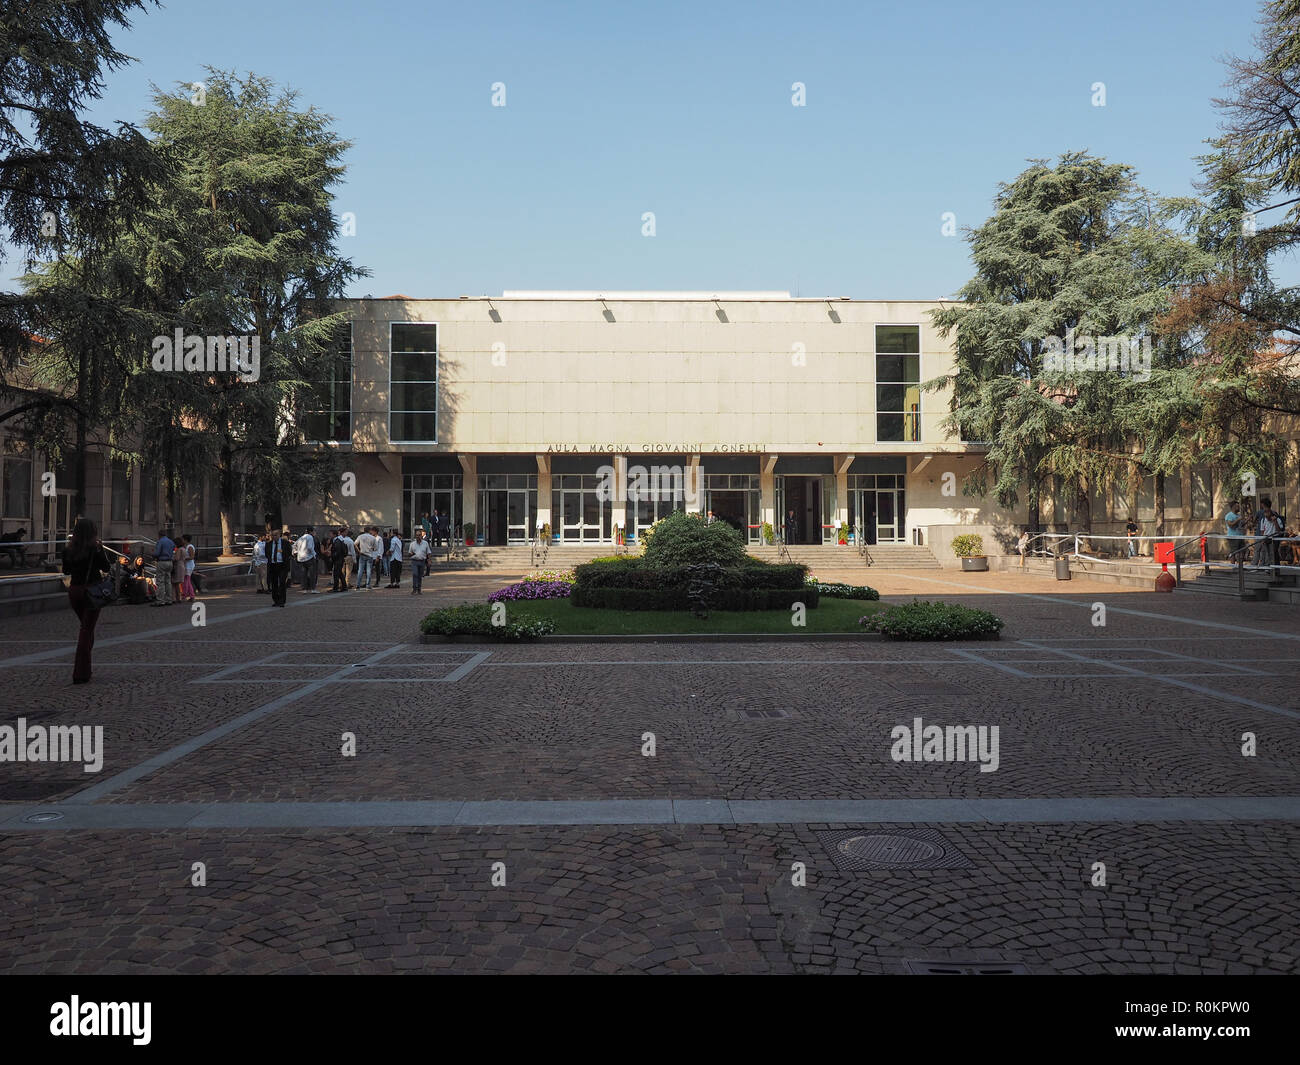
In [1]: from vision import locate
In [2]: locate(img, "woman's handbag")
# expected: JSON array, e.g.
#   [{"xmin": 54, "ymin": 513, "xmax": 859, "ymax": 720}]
[{"xmin": 82, "ymin": 550, "xmax": 117, "ymax": 609}]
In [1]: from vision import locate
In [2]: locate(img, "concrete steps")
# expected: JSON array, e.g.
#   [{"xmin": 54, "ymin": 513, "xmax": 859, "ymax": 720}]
[
  {"xmin": 747, "ymin": 544, "xmax": 941, "ymax": 570},
  {"xmin": 1063, "ymin": 557, "xmax": 1295, "ymax": 602},
  {"xmin": 0, "ymin": 572, "xmax": 67, "ymax": 618}
]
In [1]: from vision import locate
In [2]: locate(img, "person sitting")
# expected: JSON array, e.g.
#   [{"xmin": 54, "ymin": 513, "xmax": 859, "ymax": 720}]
[{"xmin": 0, "ymin": 527, "xmax": 27, "ymax": 567}]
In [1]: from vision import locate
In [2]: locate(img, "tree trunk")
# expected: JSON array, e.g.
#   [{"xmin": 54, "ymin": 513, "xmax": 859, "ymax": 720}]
[
  {"xmin": 1075, "ymin": 474, "xmax": 1091, "ymax": 532},
  {"xmin": 74, "ymin": 343, "xmax": 88, "ymax": 519},
  {"xmin": 1028, "ymin": 478, "xmax": 1041, "ymax": 533},
  {"xmin": 219, "ymin": 443, "xmax": 235, "ymax": 555},
  {"xmin": 164, "ymin": 459, "xmax": 176, "ymax": 532}
]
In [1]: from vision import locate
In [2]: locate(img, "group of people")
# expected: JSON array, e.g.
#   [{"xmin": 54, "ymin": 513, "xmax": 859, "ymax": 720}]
[
  {"xmin": 1225, "ymin": 498, "xmax": 1291, "ymax": 567},
  {"xmin": 252, "ymin": 523, "xmax": 438, "ymax": 604}
]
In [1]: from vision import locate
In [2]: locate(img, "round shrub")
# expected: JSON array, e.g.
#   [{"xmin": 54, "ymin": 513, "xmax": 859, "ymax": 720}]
[
  {"xmin": 641, "ymin": 509, "xmax": 747, "ymax": 569},
  {"xmin": 860, "ymin": 599, "xmax": 1004, "ymax": 640}
]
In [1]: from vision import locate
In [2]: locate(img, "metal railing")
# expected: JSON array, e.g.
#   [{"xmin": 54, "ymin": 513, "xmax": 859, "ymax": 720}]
[
  {"xmin": 530, "ymin": 530, "xmax": 550, "ymax": 569},
  {"xmin": 1021, "ymin": 530, "xmax": 1300, "ymax": 595},
  {"xmin": 775, "ymin": 534, "xmax": 792, "ymax": 564},
  {"xmin": 855, "ymin": 523, "xmax": 874, "ymax": 567}
]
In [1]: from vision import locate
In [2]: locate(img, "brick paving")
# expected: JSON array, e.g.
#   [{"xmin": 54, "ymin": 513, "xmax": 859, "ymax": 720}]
[{"xmin": 0, "ymin": 564, "xmax": 1297, "ymax": 973}]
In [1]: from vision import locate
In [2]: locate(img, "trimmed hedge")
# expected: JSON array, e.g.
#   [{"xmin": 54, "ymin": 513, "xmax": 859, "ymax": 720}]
[
  {"xmin": 420, "ymin": 603, "xmax": 554, "ymax": 640},
  {"xmin": 570, "ymin": 584, "xmax": 819, "ymax": 612},
  {"xmin": 860, "ymin": 599, "xmax": 1004, "ymax": 641},
  {"xmin": 573, "ymin": 556, "xmax": 808, "ymax": 591}
]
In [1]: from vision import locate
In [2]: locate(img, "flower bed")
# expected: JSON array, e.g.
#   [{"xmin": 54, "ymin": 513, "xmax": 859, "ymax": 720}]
[
  {"xmin": 488, "ymin": 579, "xmax": 572, "ymax": 602},
  {"xmin": 522, "ymin": 569, "xmax": 576, "ymax": 585}
]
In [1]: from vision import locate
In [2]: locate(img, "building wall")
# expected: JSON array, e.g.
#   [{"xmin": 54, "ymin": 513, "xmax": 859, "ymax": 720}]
[{"xmin": 344, "ymin": 296, "xmax": 962, "ymax": 454}]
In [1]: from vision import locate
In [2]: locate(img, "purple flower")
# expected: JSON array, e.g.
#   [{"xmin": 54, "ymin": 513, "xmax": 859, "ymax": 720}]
[{"xmin": 488, "ymin": 580, "xmax": 572, "ymax": 603}]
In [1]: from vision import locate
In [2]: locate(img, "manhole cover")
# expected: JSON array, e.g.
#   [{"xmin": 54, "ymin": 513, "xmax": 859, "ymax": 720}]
[
  {"xmin": 815, "ymin": 828, "xmax": 972, "ymax": 871},
  {"xmin": 738, "ymin": 709, "xmax": 791, "ymax": 720},
  {"xmin": 24, "ymin": 811, "xmax": 64, "ymax": 823},
  {"xmin": 840, "ymin": 834, "xmax": 941, "ymax": 865}
]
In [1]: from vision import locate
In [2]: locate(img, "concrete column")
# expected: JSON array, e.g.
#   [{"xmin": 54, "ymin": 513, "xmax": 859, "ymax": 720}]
[
  {"xmin": 458, "ymin": 454, "xmax": 477, "ymax": 531},
  {"xmin": 760, "ymin": 454, "xmax": 778, "ymax": 530},
  {"xmin": 685, "ymin": 454, "xmax": 703, "ymax": 514},
  {"xmin": 535, "ymin": 454, "xmax": 552, "ymax": 537},
  {"xmin": 834, "ymin": 454, "xmax": 853, "ymax": 532},
  {"xmin": 612, "ymin": 454, "xmax": 628, "ymax": 541}
]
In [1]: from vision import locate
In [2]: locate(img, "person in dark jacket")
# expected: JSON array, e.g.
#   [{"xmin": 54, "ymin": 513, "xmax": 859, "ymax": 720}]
[
  {"xmin": 330, "ymin": 527, "xmax": 349, "ymax": 592},
  {"xmin": 62, "ymin": 517, "xmax": 114, "ymax": 684}
]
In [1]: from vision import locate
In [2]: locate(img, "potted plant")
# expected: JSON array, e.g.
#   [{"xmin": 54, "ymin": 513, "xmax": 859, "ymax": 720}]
[
  {"xmin": 462, "ymin": 521, "xmax": 476, "ymax": 547},
  {"xmin": 952, "ymin": 533, "xmax": 988, "ymax": 571},
  {"xmin": 540, "ymin": 522, "xmax": 551, "ymax": 542},
  {"xmin": 837, "ymin": 521, "xmax": 849, "ymax": 545},
  {"xmin": 761, "ymin": 521, "xmax": 774, "ymax": 545}
]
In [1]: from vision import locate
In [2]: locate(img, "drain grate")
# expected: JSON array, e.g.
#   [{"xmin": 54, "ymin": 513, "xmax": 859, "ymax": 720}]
[
  {"xmin": 815, "ymin": 828, "xmax": 972, "ymax": 871},
  {"xmin": 903, "ymin": 959, "xmax": 1029, "ymax": 975}
]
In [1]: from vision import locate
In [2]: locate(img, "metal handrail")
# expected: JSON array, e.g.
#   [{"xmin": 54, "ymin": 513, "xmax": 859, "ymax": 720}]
[{"xmin": 775, "ymin": 533, "xmax": 792, "ymax": 565}]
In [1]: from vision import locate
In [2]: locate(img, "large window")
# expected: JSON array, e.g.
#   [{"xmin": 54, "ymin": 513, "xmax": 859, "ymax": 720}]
[
  {"xmin": 2, "ymin": 439, "xmax": 32, "ymax": 518},
  {"xmin": 875, "ymin": 325, "xmax": 921, "ymax": 442},
  {"xmin": 304, "ymin": 323, "xmax": 352, "ymax": 442},
  {"xmin": 1191, "ymin": 466, "xmax": 1214, "ymax": 520},
  {"xmin": 111, "ymin": 459, "xmax": 132, "ymax": 523},
  {"xmin": 390, "ymin": 323, "xmax": 438, "ymax": 442},
  {"xmin": 140, "ymin": 463, "xmax": 160, "ymax": 525}
]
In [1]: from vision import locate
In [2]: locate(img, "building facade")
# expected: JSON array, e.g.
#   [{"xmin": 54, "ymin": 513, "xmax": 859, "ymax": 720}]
[{"xmin": 288, "ymin": 291, "xmax": 1012, "ymax": 552}]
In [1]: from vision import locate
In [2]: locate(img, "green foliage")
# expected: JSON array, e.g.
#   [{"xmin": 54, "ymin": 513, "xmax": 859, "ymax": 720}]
[
  {"xmin": 571, "ymin": 584, "xmax": 818, "ymax": 612},
  {"xmin": 861, "ymin": 600, "xmax": 1005, "ymax": 641},
  {"xmin": 640, "ymin": 509, "xmax": 747, "ymax": 569},
  {"xmin": 419, "ymin": 603, "xmax": 553, "ymax": 640},
  {"xmin": 573, "ymin": 557, "xmax": 807, "ymax": 591},
  {"xmin": 462, "ymin": 522, "xmax": 476, "ymax": 540},
  {"xmin": 951, "ymin": 534, "xmax": 985, "ymax": 557},
  {"xmin": 761, "ymin": 521, "xmax": 774, "ymax": 544},
  {"xmin": 812, "ymin": 582, "xmax": 880, "ymax": 601}
]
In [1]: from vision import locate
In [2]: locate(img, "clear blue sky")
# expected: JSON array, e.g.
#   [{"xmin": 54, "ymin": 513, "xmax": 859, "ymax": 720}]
[{"xmin": 82, "ymin": 0, "xmax": 1266, "ymax": 299}]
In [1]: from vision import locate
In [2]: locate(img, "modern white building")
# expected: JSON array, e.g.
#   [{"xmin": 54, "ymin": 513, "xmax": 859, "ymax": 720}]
[{"xmin": 287, "ymin": 290, "xmax": 1017, "ymax": 554}]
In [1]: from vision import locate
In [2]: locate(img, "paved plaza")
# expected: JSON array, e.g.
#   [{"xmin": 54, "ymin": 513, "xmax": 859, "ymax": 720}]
[{"xmin": 0, "ymin": 566, "xmax": 1297, "ymax": 974}]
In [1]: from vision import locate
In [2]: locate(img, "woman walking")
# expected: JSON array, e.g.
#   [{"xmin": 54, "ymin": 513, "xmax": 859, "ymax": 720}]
[
  {"xmin": 178, "ymin": 533, "xmax": 197, "ymax": 600},
  {"xmin": 62, "ymin": 517, "xmax": 113, "ymax": 685}
]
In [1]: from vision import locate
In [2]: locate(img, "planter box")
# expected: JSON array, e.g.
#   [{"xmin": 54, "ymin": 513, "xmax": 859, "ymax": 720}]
[{"xmin": 960, "ymin": 556, "xmax": 989, "ymax": 571}]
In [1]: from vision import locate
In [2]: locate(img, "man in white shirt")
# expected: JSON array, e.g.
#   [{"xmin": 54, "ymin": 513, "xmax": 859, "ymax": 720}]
[
  {"xmin": 408, "ymin": 528, "xmax": 431, "ymax": 595},
  {"xmin": 386, "ymin": 529, "xmax": 403, "ymax": 588},
  {"xmin": 252, "ymin": 533, "xmax": 268, "ymax": 593},
  {"xmin": 294, "ymin": 526, "xmax": 318, "ymax": 593},
  {"xmin": 355, "ymin": 527, "xmax": 376, "ymax": 590}
]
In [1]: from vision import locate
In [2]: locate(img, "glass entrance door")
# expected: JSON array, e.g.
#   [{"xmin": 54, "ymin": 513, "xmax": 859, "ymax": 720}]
[
  {"xmin": 553, "ymin": 474, "xmax": 611, "ymax": 542},
  {"xmin": 848, "ymin": 475, "xmax": 906, "ymax": 543},
  {"xmin": 44, "ymin": 491, "xmax": 75, "ymax": 557}
]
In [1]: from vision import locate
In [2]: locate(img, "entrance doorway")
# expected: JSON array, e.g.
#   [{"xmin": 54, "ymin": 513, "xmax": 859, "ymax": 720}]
[
  {"xmin": 478, "ymin": 475, "xmax": 535, "ymax": 545},
  {"xmin": 44, "ymin": 491, "xmax": 75, "ymax": 557},
  {"xmin": 777, "ymin": 476, "xmax": 823, "ymax": 545},
  {"xmin": 847, "ymin": 474, "xmax": 906, "ymax": 544}
]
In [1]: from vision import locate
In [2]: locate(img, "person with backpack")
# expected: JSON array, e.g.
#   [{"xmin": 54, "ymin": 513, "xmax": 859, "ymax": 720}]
[
  {"xmin": 62, "ymin": 518, "xmax": 115, "ymax": 684},
  {"xmin": 387, "ymin": 528, "xmax": 403, "ymax": 588}
]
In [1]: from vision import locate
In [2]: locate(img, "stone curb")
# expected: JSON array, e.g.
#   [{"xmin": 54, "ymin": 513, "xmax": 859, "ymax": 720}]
[{"xmin": 420, "ymin": 632, "xmax": 888, "ymax": 644}]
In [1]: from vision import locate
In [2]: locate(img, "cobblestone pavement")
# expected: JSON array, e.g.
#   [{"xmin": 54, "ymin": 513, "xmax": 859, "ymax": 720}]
[{"xmin": 0, "ymin": 565, "xmax": 1297, "ymax": 973}]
